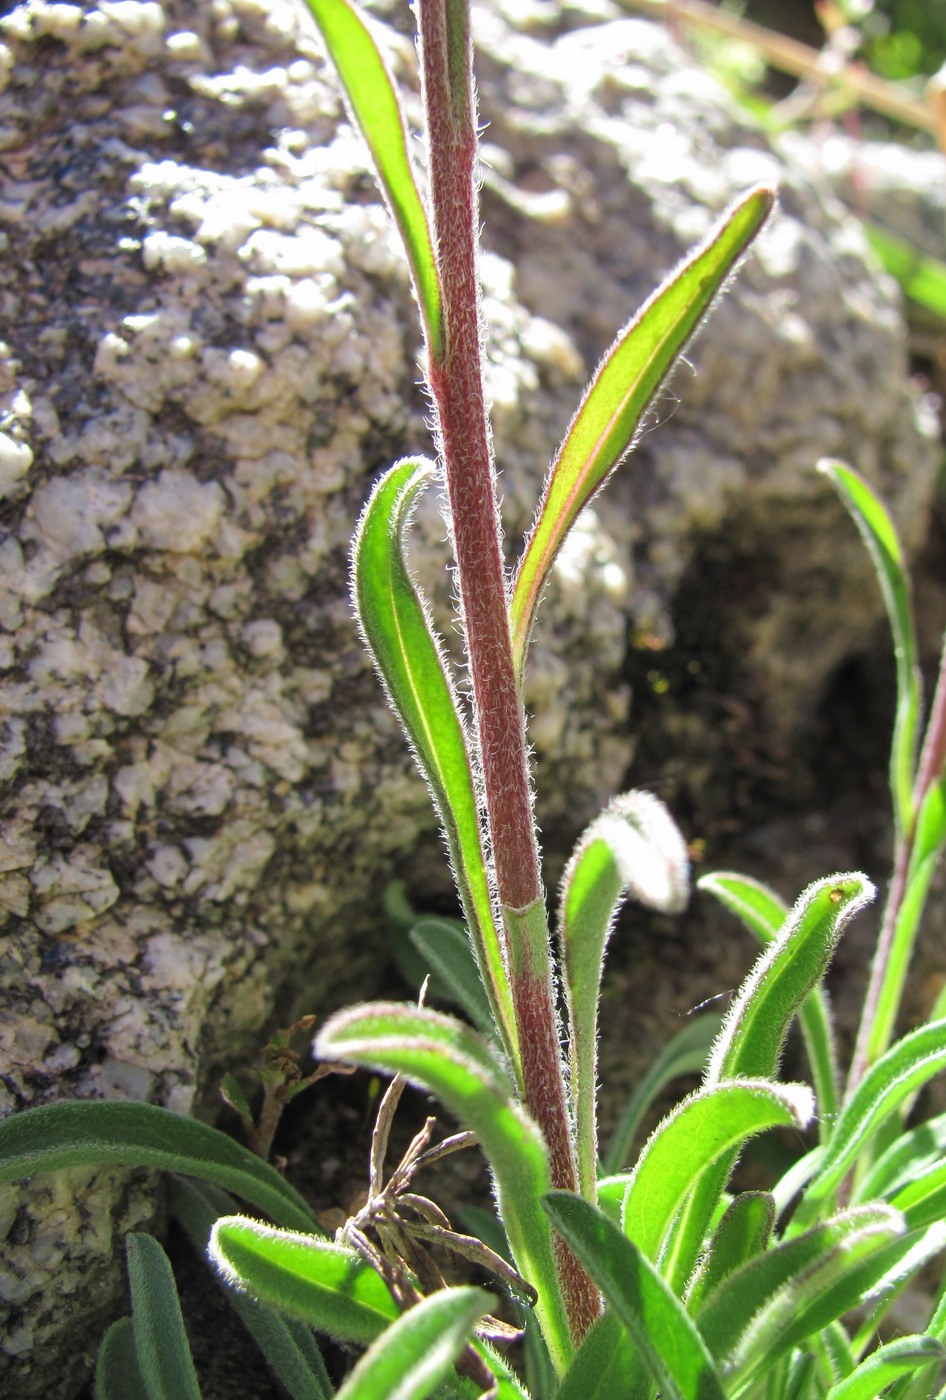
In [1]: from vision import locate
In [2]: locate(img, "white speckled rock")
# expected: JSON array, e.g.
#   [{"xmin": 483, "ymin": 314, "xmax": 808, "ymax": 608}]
[{"xmin": 0, "ymin": 0, "xmax": 938, "ymax": 1394}]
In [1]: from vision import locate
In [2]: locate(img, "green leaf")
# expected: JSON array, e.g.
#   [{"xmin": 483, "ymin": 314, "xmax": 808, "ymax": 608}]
[
  {"xmin": 409, "ymin": 917, "xmax": 496, "ymax": 1035},
  {"xmin": 817, "ymin": 459, "xmax": 920, "ymax": 839},
  {"xmin": 698, "ymin": 871, "xmax": 840, "ymax": 1136},
  {"xmin": 703, "ymin": 1206, "xmax": 913, "ymax": 1390},
  {"xmin": 351, "ymin": 459, "xmax": 516, "ymax": 1062},
  {"xmin": 865, "ymin": 224, "xmax": 946, "ymax": 322},
  {"xmin": 301, "ymin": 0, "xmax": 442, "ymax": 360},
  {"xmin": 125, "ymin": 1233, "xmax": 202, "ymax": 1400},
  {"xmin": 621, "ymin": 1079, "xmax": 813, "ymax": 1270},
  {"xmin": 209, "ymin": 1217, "xmax": 399, "ymax": 1344},
  {"xmin": 543, "ymin": 1192, "xmax": 726, "ymax": 1400},
  {"xmin": 169, "ymin": 1177, "xmax": 332, "ymax": 1400},
  {"xmin": 96, "ymin": 1318, "xmax": 150, "ymax": 1400},
  {"xmin": 826, "ymin": 1334, "xmax": 946, "ymax": 1400},
  {"xmin": 335, "ymin": 1287, "xmax": 491, "ymax": 1400},
  {"xmin": 799, "ymin": 1018, "xmax": 946, "ymax": 1221},
  {"xmin": 510, "ymin": 185, "xmax": 774, "ymax": 682},
  {"xmin": 602, "ymin": 1012, "xmax": 720, "ymax": 1175},
  {"xmin": 686, "ymin": 1192, "xmax": 775, "ymax": 1315},
  {"xmin": 855, "ymin": 1109, "xmax": 946, "ymax": 1203},
  {"xmin": 219, "ymin": 1073, "xmax": 254, "ymax": 1132},
  {"xmin": 556, "ymin": 1310, "xmax": 642, "ymax": 1400},
  {"xmin": 696, "ymin": 1204, "xmax": 900, "ymax": 1365},
  {"xmin": 706, "ymin": 873, "xmax": 874, "ymax": 1085},
  {"xmin": 315, "ymin": 1002, "xmax": 572, "ymax": 1373},
  {"xmin": 0, "ymin": 1099, "xmax": 318, "ymax": 1232},
  {"xmin": 558, "ymin": 791, "xmax": 689, "ymax": 1195},
  {"xmin": 664, "ymin": 875, "xmax": 871, "ymax": 1295}
]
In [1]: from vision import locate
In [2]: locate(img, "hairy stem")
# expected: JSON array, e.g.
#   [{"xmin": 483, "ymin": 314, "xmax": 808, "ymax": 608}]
[
  {"xmin": 416, "ymin": 0, "xmax": 597, "ymax": 1343},
  {"xmin": 848, "ymin": 633, "xmax": 946, "ymax": 1095}
]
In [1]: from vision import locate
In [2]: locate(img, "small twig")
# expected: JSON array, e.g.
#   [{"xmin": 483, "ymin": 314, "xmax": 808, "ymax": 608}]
[{"xmin": 619, "ymin": 0, "xmax": 935, "ymax": 133}]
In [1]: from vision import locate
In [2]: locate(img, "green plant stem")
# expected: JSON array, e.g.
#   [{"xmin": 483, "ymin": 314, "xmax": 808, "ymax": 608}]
[
  {"xmin": 915, "ymin": 634, "xmax": 946, "ymax": 806},
  {"xmin": 848, "ymin": 634, "xmax": 946, "ymax": 1095},
  {"xmin": 416, "ymin": 0, "xmax": 596, "ymax": 1343}
]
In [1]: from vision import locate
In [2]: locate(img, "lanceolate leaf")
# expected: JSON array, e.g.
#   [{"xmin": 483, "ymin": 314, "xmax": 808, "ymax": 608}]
[
  {"xmin": 854, "ymin": 1109, "xmax": 946, "ymax": 1203},
  {"xmin": 169, "ymin": 1177, "xmax": 332, "ymax": 1400},
  {"xmin": 685, "ymin": 1192, "xmax": 775, "ymax": 1315},
  {"xmin": 706, "ymin": 873, "xmax": 874, "ymax": 1085},
  {"xmin": 555, "ymin": 1311, "xmax": 640, "ymax": 1400},
  {"xmin": 698, "ymin": 870, "xmax": 840, "ymax": 1134},
  {"xmin": 621, "ymin": 1079, "xmax": 813, "ymax": 1268},
  {"xmin": 696, "ymin": 1204, "xmax": 903, "ymax": 1366},
  {"xmin": 126, "ymin": 1233, "xmax": 202, "ymax": 1400},
  {"xmin": 0, "ymin": 1100, "xmax": 318, "ymax": 1233},
  {"xmin": 817, "ymin": 459, "xmax": 920, "ymax": 837},
  {"xmin": 663, "ymin": 875, "xmax": 872, "ymax": 1295},
  {"xmin": 315, "ymin": 1003, "xmax": 573, "ymax": 1372},
  {"xmin": 559, "ymin": 791, "xmax": 689, "ymax": 1196},
  {"xmin": 603, "ymin": 1012, "xmax": 720, "ymax": 1175},
  {"xmin": 209, "ymin": 1218, "xmax": 399, "ymax": 1343},
  {"xmin": 96, "ymin": 1318, "xmax": 150, "ymax": 1400},
  {"xmin": 335, "ymin": 1287, "xmax": 492, "ymax": 1400},
  {"xmin": 351, "ymin": 459, "xmax": 516, "ymax": 1062},
  {"xmin": 302, "ymin": 0, "xmax": 443, "ymax": 360},
  {"xmin": 798, "ymin": 1017, "xmax": 946, "ymax": 1221},
  {"xmin": 543, "ymin": 1192, "xmax": 726, "ymax": 1400},
  {"xmin": 409, "ymin": 917, "xmax": 495, "ymax": 1035},
  {"xmin": 510, "ymin": 185, "xmax": 774, "ymax": 683},
  {"xmin": 725, "ymin": 1221, "xmax": 946, "ymax": 1393},
  {"xmin": 825, "ymin": 1334, "xmax": 946, "ymax": 1400},
  {"xmin": 699, "ymin": 1205, "xmax": 912, "ymax": 1392}
]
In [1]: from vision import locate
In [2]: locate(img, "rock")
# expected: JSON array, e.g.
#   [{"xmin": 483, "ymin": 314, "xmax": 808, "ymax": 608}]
[{"xmin": 0, "ymin": 0, "xmax": 938, "ymax": 1394}]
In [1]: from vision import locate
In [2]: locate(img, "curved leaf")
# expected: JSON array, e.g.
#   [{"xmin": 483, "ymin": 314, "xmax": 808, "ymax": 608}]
[
  {"xmin": 351, "ymin": 459, "xmax": 516, "ymax": 1062},
  {"xmin": 301, "ymin": 0, "xmax": 442, "ymax": 359},
  {"xmin": 706, "ymin": 872, "xmax": 874, "ymax": 1085},
  {"xmin": 799, "ymin": 1018, "xmax": 946, "ymax": 1221},
  {"xmin": 696, "ymin": 1203, "xmax": 902, "ymax": 1364},
  {"xmin": 335, "ymin": 1287, "xmax": 491, "ymax": 1400},
  {"xmin": 603, "ymin": 1011, "xmax": 720, "ymax": 1175},
  {"xmin": 126, "ymin": 1233, "xmax": 202, "ymax": 1400},
  {"xmin": 0, "ymin": 1099, "xmax": 318, "ymax": 1232},
  {"xmin": 555, "ymin": 1311, "xmax": 641, "ymax": 1400},
  {"xmin": 621, "ymin": 1079, "xmax": 813, "ymax": 1269},
  {"xmin": 96, "ymin": 1317, "xmax": 150, "ymax": 1400},
  {"xmin": 854, "ymin": 1109, "xmax": 946, "ymax": 1204},
  {"xmin": 558, "ymin": 790, "xmax": 689, "ymax": 1195},
  {"xmin": 825, "ymin": 1334, "xmax": 946, "ymax": 1400},
  {"xmin": 209, "ymin": 1218, "xmax": 399, "ymax": 1343},
  {"xmin": 686, "ymin": 1192, "xmax": 775, "ymax": 1315},
  {"xmin": 817, "ymin": 459, "xmax": 920, "ymax": 837},
  {"xmin": 543, "ymin": 1192, "xmax": 726, "ymax": 1400},
  {"xmin": 698, "ymin": 870, "xmax": 839, "ymax": 1131},
  {"xmin": 409, "ymin": 917, "xmax": 495, "ymax": 1035},
  {"xmin": 510, "ymin": 186, "xmax": 774, "ymax": 682},
  {"xmin": 315, "ymin": 1002, "xmax": 572, "ymax": 1372},
  {"xmin": 725, "ymin": 1221, "xmax": 946, "ymax": 1392},
  {"xmin": 169, "ymin": 1177, "xmax": 332, "ymax": 1400}
]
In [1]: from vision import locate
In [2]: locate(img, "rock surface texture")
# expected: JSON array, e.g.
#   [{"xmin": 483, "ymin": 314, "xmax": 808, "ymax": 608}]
[{"xmin": 0, "ymin": 0, "xmax": 939, "ymax": 1394}]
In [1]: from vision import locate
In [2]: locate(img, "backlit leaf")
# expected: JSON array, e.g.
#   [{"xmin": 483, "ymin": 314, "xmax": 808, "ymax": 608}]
[
  {"xmin": 209, "ymin": 1218, "xmax": 399, "ymax": 1343},
  {"xmin": 510, "ymin": 186, "xmax": 774, "ymax": 682},
  {"xmin": 351, "ymin": 459, "xmax": 515, "ymax": 1061},
  {"xmin": 335, "ymin": 1287, "xmax": 491, "ymax": 1400},
  {"xmin": 315, "ymin": 1003, "xmax": 572, "ymax": 1372},
  {"xmin": 302, "ymin": 0, "xmax": 442, "ymax": 359},
  {"xmin": 544, "ymin": 1192, "xmax": 726, "ymax": 1400}
]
